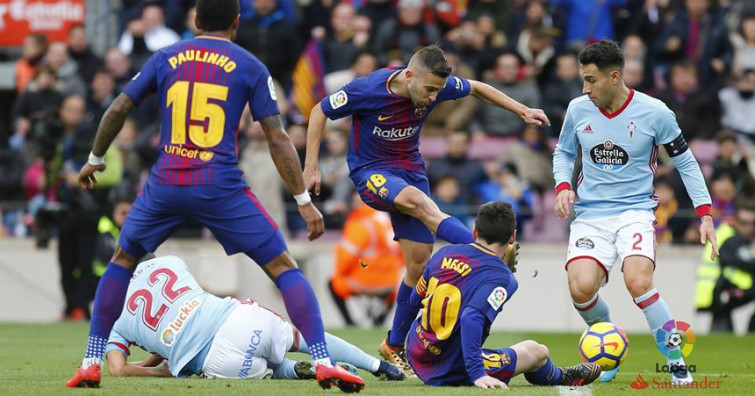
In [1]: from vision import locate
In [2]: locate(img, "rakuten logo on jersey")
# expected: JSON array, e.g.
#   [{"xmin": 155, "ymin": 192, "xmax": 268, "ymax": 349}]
[
  {"xmin": 372, "ymin": 125, "xmax": 420, "ymax": 141},
  {"xmin": 590, "ymin": 140, "xmax": 629, "ymax": 171}
]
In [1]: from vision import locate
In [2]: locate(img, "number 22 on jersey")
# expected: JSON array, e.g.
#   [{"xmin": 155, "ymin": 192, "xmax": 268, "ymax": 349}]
[
  {"xmin": 420, "ymin": 277, "xmax": 462, "ymax": 340},
  {"xmin": 127, "ymin": 268, "xmax": 192, "ymax": 331},
  {"xmin": 166, "ymin": 81, "xmax": 228, "ymax": 148}
]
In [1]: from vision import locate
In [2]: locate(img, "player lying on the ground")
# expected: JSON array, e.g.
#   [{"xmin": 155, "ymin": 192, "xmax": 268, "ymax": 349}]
[
  {"xmin": 104, "ymin": 255, "xmax": 404, "ymax": 384},
  {"xmin": 405, "ymin": 201, "xmax": 601, "ymax": 389}
]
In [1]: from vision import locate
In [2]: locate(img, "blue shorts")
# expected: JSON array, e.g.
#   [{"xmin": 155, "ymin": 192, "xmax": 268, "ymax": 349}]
[
  {"xmin": 119, "ymin": 182, "xmax": 286, "ymax": 265},
  {"xmin": 481, "ymin": 348, "xmax": 518, "ymax": 384},
  {"xmin": 349, "ymin": 168, "xmax": 434, "ymax": 244}
]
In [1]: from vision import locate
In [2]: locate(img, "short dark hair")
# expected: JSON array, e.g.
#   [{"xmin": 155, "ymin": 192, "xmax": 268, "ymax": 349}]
[
  {"xmin": 196, "ymin": 0, "xmax": 239, "ymax": 32},
  {"xmin": 578, "ymin": 39, "xmax": 624, "ymax": 72},
  {"xmin": 415, "ymin": 44, "xmax": 452, "ymax": 78},
  {"xmin": 735, "ymin": 197, "xmax": 755, "ymax": 214},
  {"xmin": 475, "ymin": 201, "xmax": 516, "ymax": 246}
]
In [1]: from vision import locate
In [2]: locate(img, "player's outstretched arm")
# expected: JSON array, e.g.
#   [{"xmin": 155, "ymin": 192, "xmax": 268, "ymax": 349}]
[
  {"xmin": 468, "ymin": 80, "xmax": 550, "ymax": 127},
  {"xmin": 303, "ymin": 103, "xmax": 327, "ymax": 196},
  {"xmin": 106, "ymin": 350, "xmax": 171, "ymax": 378},
  {"xmin": 78, "ymin": 93, "xmax": 135, "ymax": 190},
  {"xmin": 260, "ymin": 114, "xmax": 325, "ymax": 241}
]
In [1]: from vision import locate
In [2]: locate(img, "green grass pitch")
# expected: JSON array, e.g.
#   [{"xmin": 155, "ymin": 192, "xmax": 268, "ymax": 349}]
[{"xmin": 1, "ymin": 323, "xmax": 753, "ymax": 395}]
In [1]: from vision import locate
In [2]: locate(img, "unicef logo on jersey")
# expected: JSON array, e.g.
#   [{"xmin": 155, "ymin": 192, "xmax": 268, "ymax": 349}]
[{"xmin": 590, "ymin": 140, "xmax": 629, "ymax": 171}]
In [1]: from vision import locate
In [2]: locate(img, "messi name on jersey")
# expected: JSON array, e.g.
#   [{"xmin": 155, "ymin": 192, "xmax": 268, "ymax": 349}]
[{"xmin": 589, "ymin": 140, "xmax": 629, "ymax": 171}]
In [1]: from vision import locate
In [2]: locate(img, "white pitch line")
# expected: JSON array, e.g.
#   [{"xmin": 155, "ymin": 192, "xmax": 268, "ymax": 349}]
[{"xmin": 557, "ymin": 386, "xmax": 593, "ymax": 396}]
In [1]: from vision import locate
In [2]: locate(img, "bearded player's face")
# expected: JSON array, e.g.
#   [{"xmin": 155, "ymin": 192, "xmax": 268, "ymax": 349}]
[
  {"xmin": 579, "ymin": 63, "xmax": 619, "ymax": 109},
  {"xmin": 407, "ymin": 70, "xmax": 446, "ymax": 107}
]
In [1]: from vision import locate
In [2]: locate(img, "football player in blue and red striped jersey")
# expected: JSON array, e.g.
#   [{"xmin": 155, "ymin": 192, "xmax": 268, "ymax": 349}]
[
  {"xmin": 406, "ymin": 201, "xmax": 601, "ymax": 389},
  {"xmin": 303, "ymin": 44, "xmax": 550, "ymax": 374},
  {"xmin": 69, "ymin": 0, "xmax": 362, "ymax": 391}
]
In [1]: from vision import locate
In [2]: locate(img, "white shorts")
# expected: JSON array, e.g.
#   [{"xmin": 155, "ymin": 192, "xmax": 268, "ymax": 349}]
[
  {"xmin": 566, "ymin": 210, "xmax": 656, "ymax": 285},
  {"xmin": 202, "ymin": 301, "xmax": 295, "ymax": 379}
]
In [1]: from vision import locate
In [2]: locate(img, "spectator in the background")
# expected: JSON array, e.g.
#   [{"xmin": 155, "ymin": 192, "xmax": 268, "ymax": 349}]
[
  {"xmin": 432, "ymin": 175, "xmax": 472, "ymax": 226},
  {"xmin": 10, "ymin": 65, "xmax": 64, "ymax": 156},
  {"xmin": 719, "ymin": 69, "xmax": 755, "ymax": 143},
  {"xmin": 473, "ymin": 52, "xmax": 540, "ymax": 137},
  {"xmin": 713, "ymin": 130, "xmax": 755, "ymax": 197},
  {"xmin": 91, "ymin": 187, "xmax": 135, "ymax": 281},
  {"xmin": 656, "ymin": 60, "xmax": 720, "ymax": 141},
  {"xmin": 621, "ymin": 34, "xmax": 653, "ymax": 92},
  {"xmin": 319, "ymin": 129, "xmax": 353, "ymax": 228},
  {"xmin": 118, "ymin": 3, "xmax": 181, "ymax": 67},
  {"xmin": 322, "ymin": 3, "xmax": 359, "ymax": 73},
  {"xmin": 373, "ymin": 0, "xmax": 439, "ymax": 64},
  {"xmin": 475, "ymin": 163, "xmax": 534, "ymax": 238},
  {"xmin": 654, "ymin": 177, "xmax": 679, "ymax": 245},
  {"xmin": 329, "ymin": 191, "xmax": 404, "ymax": 327},
  {"xmin": 423, "ymin": 42, "xmax": 477, "ymax": 136},
  {"xmin": 549, "ymin": 0, "xmax": 627, "ymax": 49},
  {"xmin": 516, "ymin": 26, "xmax": 555, "ymax": 79},
  {"xmin": 14, "ymin": 33, "xmax": 48, "ymax": 94},
  {"xmin": 45, "ymin": 42, "xmax": 87, "ymax": 97},
  {"xmin": 446, "ymin": 17, "xmax": 488, "ymax": 75},
  {"xmin": 104, "ymin": 49, "xmax": 136, "ymax": 93},
  {"xmin": 508, "ymin": 0, "xmax": 551, "ymax": 45},
  {"xmin": 426, "ymin": 130, "xmax": 486, "ymax": 209},
  {"xmin": 623, "ymin": 58, "xmax": 646, "ymax": 90},
  {"xmin": 238, "ymin": 109, "xmax": 287, "ymax": 235},
  {"xmin": 180, "ymin": 6, "xmax": 200, "ymax": 39},
  {"xmin": 67, "ymin": 24, "xmax": 103, "ymax": 85},
  {"xmin": 324, "ymin": 50, "xmax": 379, "ymax": 95},
  {"xmin": 283, "ymin": 123, "xmax": 308, "ymax": 235},
  {"xmin": 542, "ymin": 52, "xmax": 581, "ymax": 135},
  {"xmin": 466, "ymin": 0, "xmax": 510, "ymax": 33},
  {"xmin": 732, "ymin": 10, "xmax": 755, "ymax": 77},
  {"xmin": 496, "ymin": 124, "xmax": 554, "ymax": 194},
  {"xmin": 358, "ymin": 0, "xmax": 395, "ymax": 36},
  {"xmin": 710, "ymin": 170, "xmax": 737, "ymax": 227},
  {"xmin": 236, "ymin": 0, "xmax": 300, "ymax": 88},
  {"xmin": 656, "ymin": 0, "xmax": 732, "ymax": 87},
  {"xmin": 85, "ymin": 70, "xmax": 116, "ymax": 125},
  {"xmin": 629, "ymin": 0, "xmax": 673, "ymax": 47}
]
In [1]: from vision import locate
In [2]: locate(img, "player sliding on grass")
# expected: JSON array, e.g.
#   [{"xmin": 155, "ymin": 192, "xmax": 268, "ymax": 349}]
[
  {"xmin": 553, "ymin": 40, "xmax": 718, "ymax": 384},
  {"xmin": 104, "ymin": 255, "xmax": 404, "ymax": 385},
  {"xmin": 405, "ymin": 201, "xmax": 601, "ymax": 388},
  {"xmin": 303, "ymin": 44, "xmax": 550, "ymax": 376},
  {"xmin": 69, "ymin": 0, "xmax": 362, "ymax": 390}
]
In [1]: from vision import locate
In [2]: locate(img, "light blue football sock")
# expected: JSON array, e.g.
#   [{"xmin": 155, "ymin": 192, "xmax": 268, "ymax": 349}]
[
  {"xmin": 573, "ymin": 294, "xmax": 612, "ymax": 325},
  {"xmin": 634, "ymin": 288, "xmax": 685, "ymax": 366}
]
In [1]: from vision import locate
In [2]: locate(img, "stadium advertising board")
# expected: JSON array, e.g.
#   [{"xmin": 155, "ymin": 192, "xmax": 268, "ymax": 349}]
[{"xmin": 0, "ymin": 0, "xmax": 85, "ymax": 46}]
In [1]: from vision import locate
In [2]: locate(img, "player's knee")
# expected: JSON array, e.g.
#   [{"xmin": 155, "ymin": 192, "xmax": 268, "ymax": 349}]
[
  {"xmin": 568, "ymin": 277, "xmax": 598, "ymax": 303},
  {"xmin": 625, "ymin": 275, "xmax": 653, "ymax": 298},
  {"xmin": 524, "ymin": 341, "xmax": 549, "ymax": 365}
]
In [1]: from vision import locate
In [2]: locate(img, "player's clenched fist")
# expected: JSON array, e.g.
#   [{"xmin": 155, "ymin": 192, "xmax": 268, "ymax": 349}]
[
  {"xmin": 298, "ymin": 201, "xmax": 325, "ymax": 241},
  {"xmin": 554, "ymin": 189, "xmax": 576, "ymax": 220},
  {"xmin": 474, "ymin": 376, "xmax": 509, "ymax": 389},
  {"xmin": 303, "ymin": 167, "xmax": 322, "ymax": 196}
]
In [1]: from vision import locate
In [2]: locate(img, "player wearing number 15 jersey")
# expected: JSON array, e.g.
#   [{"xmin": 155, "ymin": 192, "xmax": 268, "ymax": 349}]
[
  {"xmin": 70, "ymin": 0, "xmax": 362, "ymax": 391},
  {"xmin": 406, "ymin": 202, "xmax": 601, "ymax": 389}
]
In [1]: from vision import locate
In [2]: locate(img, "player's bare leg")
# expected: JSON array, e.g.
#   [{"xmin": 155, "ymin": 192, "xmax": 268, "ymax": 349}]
[
  {"xmin": 263, "ymin": 252, "xmax": 365, "ymax": 391},
  {"xmin": 566, "ymin": 258, "xmax": 616, "ymax": 382},
  {"xmin": 506, "ymin": 340, "xmax": 601, "ymax": 386},
  {"xmin": 624, "ymin": 256, "xmax": 692, "ymax": 384},
  {"xmin": 379, "ymin": 239, "xmax": 430, "ymax": 378},
  {"xmin": 394, "ymin": 187, "xmax": 473, "ymax": 244},
  {"xmin": 67, "ymin": 247, "xmax": 137, "ymax": 388}
]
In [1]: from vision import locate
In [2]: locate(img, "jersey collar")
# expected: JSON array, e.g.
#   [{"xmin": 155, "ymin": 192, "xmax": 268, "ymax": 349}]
[
  {"xmin": 471, "ymin": 242, "xmax": 497, "ymax": 256},
  {"xmin": 196, "ymin": 35, "xmax": 231, "ymax": 42},
  {"xmin": 385, "ymin": 68, "xmax": 405, "ymax": 95},
  {"xmin": 599, "ymin": 89, "xmax": 634, "ymax": 119}
]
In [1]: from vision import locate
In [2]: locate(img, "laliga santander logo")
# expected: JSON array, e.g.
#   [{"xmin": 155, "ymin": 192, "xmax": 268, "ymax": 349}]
[
  {"xmin": 631, "ymin": 374, "xmax": 650, "ymax": 390},
  {"xmin": 655, "ymin": 320, "xmax": 695, "ymax": 359}
]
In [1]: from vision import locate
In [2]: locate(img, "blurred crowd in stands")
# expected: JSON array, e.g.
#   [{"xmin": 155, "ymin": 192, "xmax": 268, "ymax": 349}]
[{"xmin": 1, "ymin": 0, "xmax": 755, "ymax": 250}]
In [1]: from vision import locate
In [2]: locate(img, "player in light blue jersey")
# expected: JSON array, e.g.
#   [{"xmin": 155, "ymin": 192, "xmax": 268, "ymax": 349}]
[
  {"xmin": 104, "ymin": 256, "xmax": 404, "ymax": 383},
  {"xmin": 553, "ymin": 40, "xmax": 719, "ymax": 385},
  {"xmin": 303, "ymin": 44, "xmax": 549, "ymax": 376}
]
